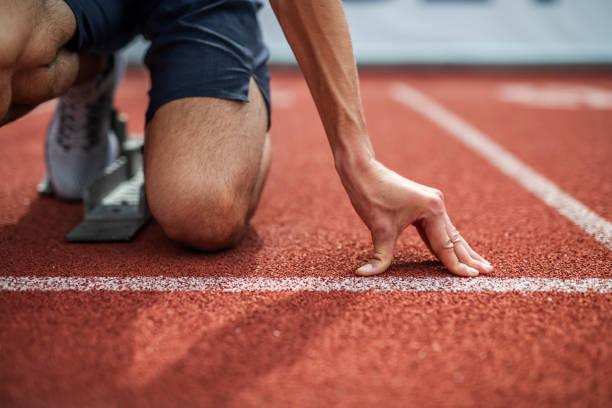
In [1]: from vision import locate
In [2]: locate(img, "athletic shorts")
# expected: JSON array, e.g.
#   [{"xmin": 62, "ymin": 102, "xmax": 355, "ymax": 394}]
[{"xmin": 63, "ymin": 0, "xmax": 271, "ymax": 125}]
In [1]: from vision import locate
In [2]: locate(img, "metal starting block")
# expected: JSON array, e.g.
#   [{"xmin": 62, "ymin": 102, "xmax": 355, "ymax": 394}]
[{"xmin": 40, "ymin": 110, "xmax": 151, "ymax": 242}]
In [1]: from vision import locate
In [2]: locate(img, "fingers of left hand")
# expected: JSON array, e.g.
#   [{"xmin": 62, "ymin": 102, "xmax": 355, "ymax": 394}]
[
  {"xmin": 425, "ymin": 216, "xmax": 478, "ymax": 277},
  {"xmin": 444, "ymin": 217, "xmax": 492, "ymax": 274}
]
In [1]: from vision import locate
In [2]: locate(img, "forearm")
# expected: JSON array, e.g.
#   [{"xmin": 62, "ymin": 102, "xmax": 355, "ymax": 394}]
[
  {"xmin": 269, "ymin": 0, "xmax": 373, "ymax": 169},
  {"xmin": 272, "ymin": 1, "xmax": 493, "ymax": 277}
]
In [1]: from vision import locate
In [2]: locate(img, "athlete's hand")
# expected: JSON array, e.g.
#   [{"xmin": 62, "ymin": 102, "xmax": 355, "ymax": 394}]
[{"xmin": 337, "ymin": 158, "xmax": 493, "ymax": 277}]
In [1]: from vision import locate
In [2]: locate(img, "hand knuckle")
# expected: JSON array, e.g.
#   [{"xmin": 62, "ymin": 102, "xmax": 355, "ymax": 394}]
[{"xmin": 425, "ymin": 191, "xmax": 446, "ymax": 215}]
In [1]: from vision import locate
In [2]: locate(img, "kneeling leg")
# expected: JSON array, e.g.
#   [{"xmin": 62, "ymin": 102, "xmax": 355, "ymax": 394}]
[{"xmin": 144, "ymin": 77, "xmax": 270, "ymax": 251}]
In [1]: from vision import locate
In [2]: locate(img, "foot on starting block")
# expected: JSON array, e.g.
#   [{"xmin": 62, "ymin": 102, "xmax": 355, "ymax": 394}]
[{"xmin": 40, "ymin": 110, "xmax": 151, "ymax": 242}]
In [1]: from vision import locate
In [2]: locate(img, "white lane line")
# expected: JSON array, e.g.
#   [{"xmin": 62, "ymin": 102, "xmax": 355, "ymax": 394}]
[
  {"xmin": 497, "ymin": 83, "xmax": 612, "ymax": 110},
  {"xmin": 1, "ymin": 276, "xmax": 611, "ymax": 293},
  {"xmin": 390, "ymin": 83, "xmax": 612, "ymax": 251}
]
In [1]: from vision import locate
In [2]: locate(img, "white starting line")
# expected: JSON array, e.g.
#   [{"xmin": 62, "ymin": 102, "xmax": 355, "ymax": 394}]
[
  {"xmin": 1, "ymin": 276, "xmax": 611, "ymax": 293},
  {"xmin": 390, "ymin": 83, "xmax": 612, "ymax": 251}
]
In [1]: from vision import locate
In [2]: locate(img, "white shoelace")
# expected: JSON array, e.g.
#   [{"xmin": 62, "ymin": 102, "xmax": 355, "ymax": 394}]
[{"xmin": 56, "ymin": 74, "xmax": 112, "ymax": 151}]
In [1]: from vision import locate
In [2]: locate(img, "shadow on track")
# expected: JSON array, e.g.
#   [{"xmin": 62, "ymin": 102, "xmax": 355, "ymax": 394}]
[
  {"xmin": 0, "ymin": 196, "xmax": 264, "ymax": 277},
  {"xmin": 119, "ymin": 291, "xmax": 360, "ymax": 406}
]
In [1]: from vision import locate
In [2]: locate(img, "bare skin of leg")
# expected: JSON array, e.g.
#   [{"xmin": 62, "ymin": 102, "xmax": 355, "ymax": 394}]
[
  {"xmin": 0, "ymin": 0, "xmax": 269, "ymax": 252},
  {"xmin": 0, "ymin": 0, "xmax": 107, "ymax": 126},
  {"xmin": 144, "ymin": 77, "xmax": 271, "ymax": 251}
]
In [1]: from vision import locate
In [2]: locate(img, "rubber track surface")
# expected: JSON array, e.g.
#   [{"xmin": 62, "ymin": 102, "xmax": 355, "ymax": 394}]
[{"xmin": 1, "ymin": 69, "xmax": 610, "ymax": 407}]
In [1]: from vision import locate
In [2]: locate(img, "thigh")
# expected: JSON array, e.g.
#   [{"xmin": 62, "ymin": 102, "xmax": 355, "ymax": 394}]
[
  {"xmin": 140, "ymin": 0, "xmax": 272, "ymax": 248},
  {"xmin": 144, "ymin": 77, "xmax": 268, "ymax": 240},
  {"xmin": 142, "ymin": 0, "xmax": 271, "ymax": 125}
]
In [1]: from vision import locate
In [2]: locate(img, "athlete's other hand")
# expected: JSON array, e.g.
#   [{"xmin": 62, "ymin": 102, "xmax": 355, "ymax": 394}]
[{"xmin": 337, "ymin": 158, "xmax": 493, "ymax": 277}]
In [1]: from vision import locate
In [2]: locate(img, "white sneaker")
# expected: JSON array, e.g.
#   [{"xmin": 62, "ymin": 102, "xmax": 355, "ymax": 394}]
[{"xmin": 45, "ymin": 55, "xmax": 125, "ymax": 200}]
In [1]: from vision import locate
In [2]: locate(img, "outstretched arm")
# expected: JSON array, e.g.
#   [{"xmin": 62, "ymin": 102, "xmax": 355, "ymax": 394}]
[{"xmin": 270, "ymin": 0, "xmax": 492, "ymax": 276}]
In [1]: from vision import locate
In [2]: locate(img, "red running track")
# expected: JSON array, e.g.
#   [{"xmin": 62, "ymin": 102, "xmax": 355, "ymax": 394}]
[{"xmin": 1, "ymin": 69, "xmax": 611, "ymax": 407}]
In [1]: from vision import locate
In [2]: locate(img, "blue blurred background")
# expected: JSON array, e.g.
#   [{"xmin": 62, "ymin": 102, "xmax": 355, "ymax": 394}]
[{"xmin": 125, "ymin": 0, "xmax": 612, "ymax": 66}]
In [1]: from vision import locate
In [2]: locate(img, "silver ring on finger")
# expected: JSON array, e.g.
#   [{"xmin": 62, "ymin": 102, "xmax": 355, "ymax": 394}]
[{"xmin": 442, "ymin": 240, "xmax": 454, "ymax": 250}]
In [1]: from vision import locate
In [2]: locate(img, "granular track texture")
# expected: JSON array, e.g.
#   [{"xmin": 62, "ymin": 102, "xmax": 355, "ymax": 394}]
[{"xmin": 1, "ymin": 69, "xmax": 610, "ymax": 407}]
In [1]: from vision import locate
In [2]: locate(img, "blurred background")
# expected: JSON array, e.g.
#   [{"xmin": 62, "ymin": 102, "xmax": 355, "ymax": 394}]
[{"xmin": 124, "ymin": 0, "xmax": 612, "ymax": 66}]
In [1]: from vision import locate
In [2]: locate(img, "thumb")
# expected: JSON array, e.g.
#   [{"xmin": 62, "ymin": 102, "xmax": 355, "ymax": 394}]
[{"xmin": 355, "ymin": 232, "xmax": 396, "ymax": 276}]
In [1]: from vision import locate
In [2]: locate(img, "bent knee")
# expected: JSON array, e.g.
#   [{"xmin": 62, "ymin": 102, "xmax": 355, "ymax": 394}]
[
  {"xmin": 148, "ymin": 185, "xmax": 249, "ymax": 251},
  {"xmin": 161, "ymin": 206, "xmax": 248, "ymax": 252}
]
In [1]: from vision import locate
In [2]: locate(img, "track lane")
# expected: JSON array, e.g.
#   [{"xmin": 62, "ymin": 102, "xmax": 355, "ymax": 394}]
[
  {"xmin": 405, "ymin": 72, "xmax": 612, "ymax": 221},
  {"xmin": 1, "ymin": 71, "xmax": 611, "ymax": 278},
  {"xmin": 1, "ymin": 291, "xmax": 610, "ymax": 407},
  {"xmin": 1, "ymin": 70, "xmax": 611, "ymax": 407},
  {"xmin": 359, "ymin": 74, "xmax": 612, "ymax": 278},
  {"xmin": 390, "ymin": 81, "xmax": 612, "ymax": 250}
]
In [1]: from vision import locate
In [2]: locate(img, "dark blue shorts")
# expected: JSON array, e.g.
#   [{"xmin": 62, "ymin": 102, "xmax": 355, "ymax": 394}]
[{"xmin": 63, "ymin": 0, "xmax": 271, "ymax": 125}]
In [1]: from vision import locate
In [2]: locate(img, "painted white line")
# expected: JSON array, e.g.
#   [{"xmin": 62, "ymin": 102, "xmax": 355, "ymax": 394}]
[
  {"xmin": 1, "ymin": 276, "xmax": 611, "ymax": 293},
  {"xmin": 390, "ymin": 83, "xmax": 612, "ymax": 251},
  {"xmin": 497, "ymin": 83, "xmax": 612, "ymax": 110}
]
